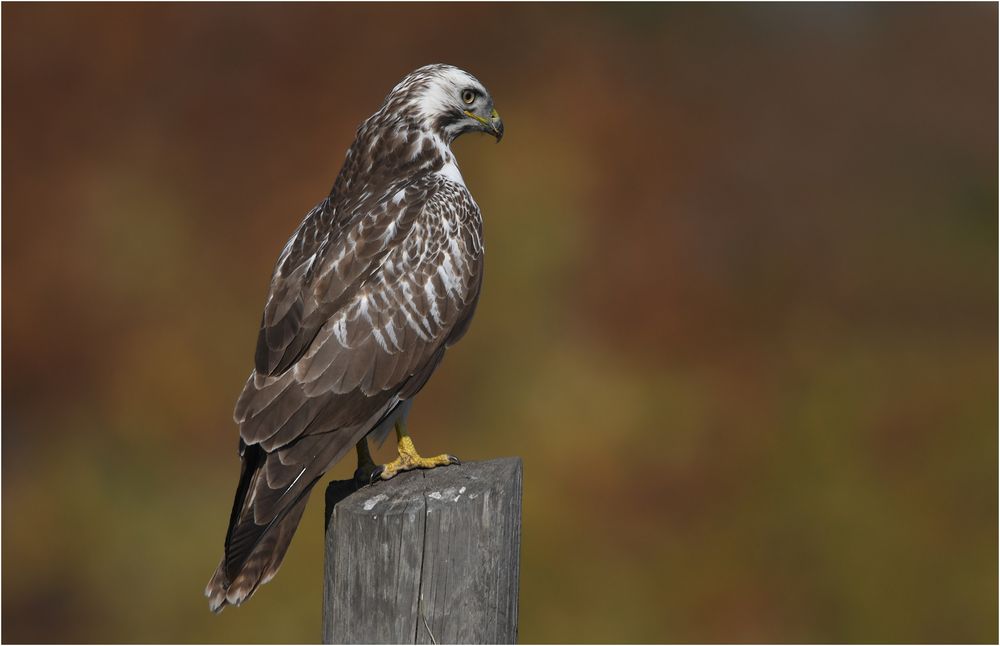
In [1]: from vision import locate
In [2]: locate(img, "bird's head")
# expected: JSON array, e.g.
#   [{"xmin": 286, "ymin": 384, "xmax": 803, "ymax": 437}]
[{"xmin": 386, "ymin": 64, "xmax": 503, "ymax": 144}]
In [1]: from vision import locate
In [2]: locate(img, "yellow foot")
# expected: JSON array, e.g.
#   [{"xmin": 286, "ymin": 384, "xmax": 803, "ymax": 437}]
[
  {"xmin": 378, "ymin": 435, "xmax": 459, "ymax": 480},
  {"xmin": 377, "ymin": 431, "xmax": 459, "ymax": 481}
]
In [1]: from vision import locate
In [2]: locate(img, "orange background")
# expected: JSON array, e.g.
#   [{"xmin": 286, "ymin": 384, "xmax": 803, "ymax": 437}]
[{"xmin": 3, "ymin": 3, "xmax": 997, "ymax": 642}]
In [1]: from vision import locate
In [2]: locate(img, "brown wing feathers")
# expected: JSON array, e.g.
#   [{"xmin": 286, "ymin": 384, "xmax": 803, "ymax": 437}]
[{"xmin": 206, "ymin": 178, "xmax": 483, "ymax": 612}]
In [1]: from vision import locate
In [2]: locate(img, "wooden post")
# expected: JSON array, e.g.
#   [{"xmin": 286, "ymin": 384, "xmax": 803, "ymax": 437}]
[{"xmin": 323, "ymin": 457, "xmax": 522, "ymax": 645}]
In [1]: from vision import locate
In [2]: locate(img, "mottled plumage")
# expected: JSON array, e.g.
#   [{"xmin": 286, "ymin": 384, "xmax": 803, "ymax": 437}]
[{"xmin": 206, "ymin": 64, "xmax": 502, "ymax": 612}]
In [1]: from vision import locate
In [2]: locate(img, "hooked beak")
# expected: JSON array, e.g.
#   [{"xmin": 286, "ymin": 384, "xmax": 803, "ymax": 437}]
[{"xmin": 464, "ymin": 108, "xmax": 504, "ymax": 142}]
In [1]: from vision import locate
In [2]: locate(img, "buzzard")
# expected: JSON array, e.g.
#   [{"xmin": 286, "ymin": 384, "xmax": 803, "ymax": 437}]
[{"xmin": 205, "ymin": 64, "xmax": 503, "ymax": 612}]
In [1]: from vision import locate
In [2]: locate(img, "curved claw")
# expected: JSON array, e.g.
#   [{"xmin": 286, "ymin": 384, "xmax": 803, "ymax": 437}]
[
  {"xmin": 447, "ymin": 455, "xmax": 461, "ymax": 465},
  {"xmin": 353, "ymin": 464, "xmax": 384, "ymax": 487}
]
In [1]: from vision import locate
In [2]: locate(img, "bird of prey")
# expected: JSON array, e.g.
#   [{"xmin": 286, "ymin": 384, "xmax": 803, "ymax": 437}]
[{"xmin": 205, "ymin": 64, "xmax": 503, "ymax": 612}]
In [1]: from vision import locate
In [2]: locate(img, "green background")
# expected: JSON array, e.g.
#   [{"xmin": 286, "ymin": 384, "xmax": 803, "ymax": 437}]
[{"xmin": 3, "ymin": 3, "xmax": 996, "ymax": 642}]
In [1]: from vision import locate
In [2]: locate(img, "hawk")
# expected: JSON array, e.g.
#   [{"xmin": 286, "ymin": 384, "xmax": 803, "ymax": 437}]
[{"xmin": 205, "ymin": 64, "xmax": 503, "ymax": 612}]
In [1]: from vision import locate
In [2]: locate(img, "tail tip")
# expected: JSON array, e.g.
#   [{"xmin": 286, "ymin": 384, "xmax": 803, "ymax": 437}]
[{"xmin": 205, "ymin": 563, "xmax": 231, "ymax": 614}]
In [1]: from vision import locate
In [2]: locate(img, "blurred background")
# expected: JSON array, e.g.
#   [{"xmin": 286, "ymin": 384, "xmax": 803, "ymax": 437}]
[{"xmin": 2, "ymin": 3, "xmax": 996, "ymax": 643}]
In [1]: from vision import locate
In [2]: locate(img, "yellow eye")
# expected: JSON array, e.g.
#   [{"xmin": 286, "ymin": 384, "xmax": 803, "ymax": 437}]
[{"xmin": 462, "ymin": 89, "xmax": 476, "ymax": 105}]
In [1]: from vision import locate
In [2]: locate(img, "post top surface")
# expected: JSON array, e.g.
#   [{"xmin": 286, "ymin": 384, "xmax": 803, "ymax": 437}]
[{"xmin": 326, "ymin": 457, "xmax": 522, "ymax": 519}]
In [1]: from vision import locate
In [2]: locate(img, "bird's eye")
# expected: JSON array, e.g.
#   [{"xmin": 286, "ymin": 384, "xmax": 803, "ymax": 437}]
[{"xmin": 462, "ymin": 89, "xmax": 476, "ymax": 105}]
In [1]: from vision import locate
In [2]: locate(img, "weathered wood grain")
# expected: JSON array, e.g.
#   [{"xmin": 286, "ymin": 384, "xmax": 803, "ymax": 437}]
[{"xmin": 323, "ymin": 457, "xmax": 522, "ymax": 645}]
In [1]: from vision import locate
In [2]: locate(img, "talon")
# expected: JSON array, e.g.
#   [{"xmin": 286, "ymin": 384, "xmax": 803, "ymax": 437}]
[
  {"xmin": 353, "ymin": 438, "xmax": 383, "ymax": 486},
  {"xmin": 353, "ymin": 464, "xmax": 383, "ymax": 487},
  {"xmin": 372, "ymin": 421, "xmax": 460, "ymax": 480}
]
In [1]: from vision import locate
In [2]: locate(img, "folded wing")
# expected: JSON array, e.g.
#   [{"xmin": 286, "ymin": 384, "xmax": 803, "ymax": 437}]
[{"xmin": 206, "ymin": 176, "xmax": 484, "ymax": 611}]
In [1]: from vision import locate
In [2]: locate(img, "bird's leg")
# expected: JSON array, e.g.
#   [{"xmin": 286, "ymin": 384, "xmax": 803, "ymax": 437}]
[
  {"xmin": 376, "ymin": 420, "xmax": 459, "ymax": 481},
  {"xmin": 352, "ymin": 437, "xmax": 381, "ymax": 485}
]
